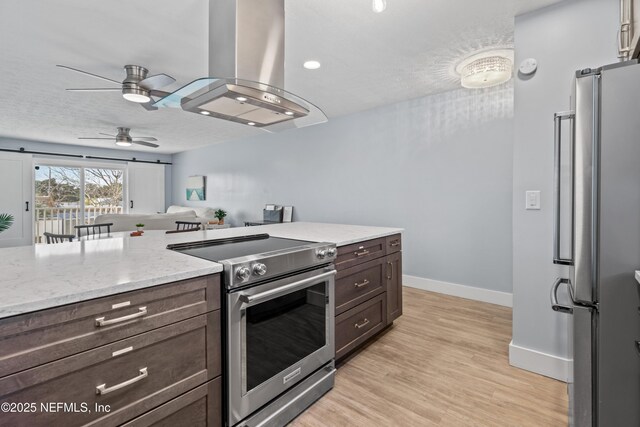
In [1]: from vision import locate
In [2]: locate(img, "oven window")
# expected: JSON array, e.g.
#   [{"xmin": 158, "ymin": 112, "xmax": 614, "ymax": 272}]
[{"xmin": 245, "ymin": 282, "xmax": 327, "ymax": 392}]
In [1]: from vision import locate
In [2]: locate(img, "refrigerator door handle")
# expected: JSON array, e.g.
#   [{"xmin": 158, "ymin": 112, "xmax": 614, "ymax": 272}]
[
  {"xmin": 553, "ymin": 111, "xmax": 575, "ymax": 265},
  {"xmin": 550, "ymin": 277, "xmax": 574, "ymax": 314}
]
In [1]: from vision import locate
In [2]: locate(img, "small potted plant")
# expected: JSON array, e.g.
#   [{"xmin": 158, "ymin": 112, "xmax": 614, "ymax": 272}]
[
  {"xmin": 0, "ymin": 213, "xmax": 14, "ymax": 234},
  {"xmin": 136, "ymin": 223, "xmax": 145, "ymax": 232},
  {"xmin": 214, "ymin": 209, "xmax": 227, "ymax": 225}
]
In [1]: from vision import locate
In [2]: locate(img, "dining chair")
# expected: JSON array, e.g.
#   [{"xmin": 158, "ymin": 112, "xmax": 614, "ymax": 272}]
[
  {"xmin": 74, "ymin": 223, "xmax": 113, "ymax": 239},
  {"xmin": 43, "ymin": 232, "xmax": 75, "ymax": 244},
  {"xmin": 175, "ymin": 221, "xmax": 201, "ymax": 231}
]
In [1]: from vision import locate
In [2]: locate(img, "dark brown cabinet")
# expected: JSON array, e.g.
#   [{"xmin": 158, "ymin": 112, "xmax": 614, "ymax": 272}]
[
  {"xmin": 0, "ymin": 275, "xmax": 223, "ymax": 427},
  {"xmin": 122, "ymin": 378, "xmax": 221, "ymax": 427},
  {"xmin": 386, "ymin": 251, "xmax": 403, "ymax": 323},
  {"xmin": 334, "ymin": 234, "xmax": 403, "ymax": 362}
]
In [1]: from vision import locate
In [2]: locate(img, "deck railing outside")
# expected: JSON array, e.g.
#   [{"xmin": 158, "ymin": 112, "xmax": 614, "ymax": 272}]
[{"xmin": 34, "ymin": 205, "xmax": 123, "ymax": 243}]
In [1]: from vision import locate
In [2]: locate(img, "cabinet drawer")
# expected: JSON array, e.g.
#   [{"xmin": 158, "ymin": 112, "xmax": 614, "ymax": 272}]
[
  {"xmin": 0, "ymin": 312, "xmax": 221, "ymax": 427},
  {"xmin": 335, "ymin": 257, "xmax": 385, "ymax": 316},
  {"xmin": 0, "ymin": 274, "xmax": 220, "ymax": 377},
  {"xmin": 335, "ymin": 238, "xmax": 386, "ymax": 270},
  {"xmin": 122, "ymin": 377, "xmax": 221, "ymax": 427},
  {"xmin": 385, "ymin": 234, "xmax": 402, "ymax": 254},
  {"xmin": 335, "ymin": 294, "xmax": 386, "ymax": 360}
]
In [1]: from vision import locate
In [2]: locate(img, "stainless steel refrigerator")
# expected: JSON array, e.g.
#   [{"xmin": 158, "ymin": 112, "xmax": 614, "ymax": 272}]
[{"xmin": 550, "ymin": 59, "xmax": 640, "ymax": 426}]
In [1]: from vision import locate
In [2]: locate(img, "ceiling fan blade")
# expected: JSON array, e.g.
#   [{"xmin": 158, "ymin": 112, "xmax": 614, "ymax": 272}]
[
  {"xmin": 139, "ymin": 73, "xmax": 175, "ymax": 90},
  {"xmin": 139, "ymin": 102, "xmax": 158, "ymax": 112},
  {"xmin": 78, "ymin": 137, "xmax": 114, "ymax": 140},
  {"xmin": 56, "ymin": 65, "xmax": 121, "ymax": 85},
  {"xmin": 132, "ymin": 140, "xmax": 159, "ymax": 148},
  {"xmin": 132, "ymin": 137, "xmax": 158, "ymax": 142},
  {"xmin": 149, "ymin": 89, "xmax": 170, "ymax": 98},
  {"xmin": 98, "ymin": 133, "xmax": 116, "ymax": 137},
  {"xmin": 66, "ymin": 88, "xmax": 121, "ymax": 92}
]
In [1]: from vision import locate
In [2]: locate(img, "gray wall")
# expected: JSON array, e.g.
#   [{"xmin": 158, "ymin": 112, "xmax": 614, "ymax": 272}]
[
  {"xmin": 512, "ymin": 0, "xmax": 618, "ymax": 366},
  {"xmin": 0, "ymin": 138, "xmax": 173, "ymax": 209},
  {"xmin": 172, "ymin": 84, "xmax": 514, "ymax": 293}
]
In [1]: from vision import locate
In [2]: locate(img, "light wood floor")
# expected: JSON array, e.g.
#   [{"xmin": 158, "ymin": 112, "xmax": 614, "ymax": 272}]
[{"xmin": 291, "ymin": 287, "xmax": 568, "ymax": 427}]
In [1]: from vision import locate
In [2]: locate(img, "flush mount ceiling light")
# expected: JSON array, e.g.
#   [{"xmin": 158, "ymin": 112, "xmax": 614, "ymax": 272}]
[
  {"xmin": 372, "ymin": 0, "xmax": 387, "ymax": 13},
  {"xmin": 303, "ymin": 60, "xmax": 321, "ymax": 70},
  {"xmin": 455, "ymin": 49, "xmax": 514, "ymax": 89}
]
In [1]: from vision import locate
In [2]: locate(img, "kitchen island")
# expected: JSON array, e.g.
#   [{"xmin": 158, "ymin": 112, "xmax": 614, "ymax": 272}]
[
  {"xmin": 0, "ymin": 222, "xmax": 402, "ymax": 427},
  {"xmin": 0, "ymin": 222, "xmax": 402, "ymax": 318}
]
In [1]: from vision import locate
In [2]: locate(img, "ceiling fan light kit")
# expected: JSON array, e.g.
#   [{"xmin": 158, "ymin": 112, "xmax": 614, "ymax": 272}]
[
  {"xmin": 122, "ymin": 87, "xmax": 151, "ymax": 103},
  {"xmin": 115, "ymin": 139, "xmax": 133, "ymax": 147}
]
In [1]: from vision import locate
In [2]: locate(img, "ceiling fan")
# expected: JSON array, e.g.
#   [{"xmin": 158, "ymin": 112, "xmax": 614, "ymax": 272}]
[
  {"xmin": 79, "ymin": 127, "xmax": 159, "ymax": 148},
  {"xmin": 57, "ymin": 64, "xmax": 175, "ymax": 109}
]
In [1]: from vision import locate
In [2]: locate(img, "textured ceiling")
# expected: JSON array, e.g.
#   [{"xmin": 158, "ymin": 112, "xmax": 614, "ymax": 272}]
[{"xmin": 0, "ymin": 0, "xmax": 561, "ymax": 154}]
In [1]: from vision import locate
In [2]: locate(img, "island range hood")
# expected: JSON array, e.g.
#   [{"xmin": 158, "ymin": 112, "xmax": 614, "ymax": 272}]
[{"xmin": 153, "ymin": 0, "xmax": 327, "ymax": 131}]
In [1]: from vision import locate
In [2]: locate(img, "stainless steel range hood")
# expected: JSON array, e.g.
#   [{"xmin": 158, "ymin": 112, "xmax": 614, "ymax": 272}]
[{"xmin": 153, "ymin": 0, "xmax": 326, "ymax": 131}]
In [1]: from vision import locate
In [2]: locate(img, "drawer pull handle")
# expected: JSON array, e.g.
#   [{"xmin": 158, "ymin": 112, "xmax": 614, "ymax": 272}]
[
  {"xmin": 390, "ymin": 241, "xmax": 400, "ymax": 247},
  {"xmin": 387, "ymin": 261, "xmax": 393, "ymax": 280},
  {"xmin": 354, "ymin": 279, "xmax": 370, "ymax": 289},
  {"xmin": 354, "ymin": 318, "xmax": 370, "ymax": 329},
  {"xmin": 354, "ymin": 249, "xmax": 370, "ymax": 257},
  {"xmin": 96, "ymin": 367, "xmax": 148, "ymax": 395},
  {"xmin": 95, "ymin": 307, "xmax": 147, "ymax": 327}
]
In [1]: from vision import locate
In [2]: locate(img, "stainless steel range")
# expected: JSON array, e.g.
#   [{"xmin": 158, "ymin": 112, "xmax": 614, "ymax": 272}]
[{"xmin": 168, "ymin": 234, "xmax": 337, "ymax": 427}]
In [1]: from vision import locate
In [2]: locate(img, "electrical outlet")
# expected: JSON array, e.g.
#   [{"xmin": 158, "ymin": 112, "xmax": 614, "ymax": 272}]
[{"xmin": 526, "ymin": 191, "xmax": 541, "ymax": 210}]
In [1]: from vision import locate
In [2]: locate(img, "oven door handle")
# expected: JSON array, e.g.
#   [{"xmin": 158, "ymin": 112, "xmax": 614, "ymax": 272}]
[{"xmin": 238, "ymin": 270, "xmax": 336, "ymax": 306}]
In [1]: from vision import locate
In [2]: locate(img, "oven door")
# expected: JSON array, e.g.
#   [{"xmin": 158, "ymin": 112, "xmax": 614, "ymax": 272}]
[{"xmin": 226, "ymin": 265, "xmax": 336, "ymax": 426}]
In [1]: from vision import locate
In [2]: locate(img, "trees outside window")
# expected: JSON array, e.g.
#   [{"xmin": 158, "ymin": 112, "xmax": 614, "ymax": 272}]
[{"xmin": 34, "ymin": 165, "xmax": 124, "ymax": 242}]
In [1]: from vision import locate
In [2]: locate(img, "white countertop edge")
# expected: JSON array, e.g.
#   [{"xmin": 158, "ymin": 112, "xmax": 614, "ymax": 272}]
[
  {"xmin": 0, "ymin": 265, "xmax": 222, "ymax": 319},
  {"xmin": 272, "ymin": 229, "xmax": 403, "ymax": 247},
  {"xmin": 261, "ymin": 223, "xmax": 403, "ymax": 246}
]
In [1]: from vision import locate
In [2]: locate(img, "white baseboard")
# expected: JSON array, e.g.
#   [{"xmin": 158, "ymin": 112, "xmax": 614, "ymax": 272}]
[
  {"xmin": 402, "ymin": 274, "xmax": 513, "ymax": 307},
  {"xmin": 509, "ymin": 340, "xmax": 572, "ymax": 382}
]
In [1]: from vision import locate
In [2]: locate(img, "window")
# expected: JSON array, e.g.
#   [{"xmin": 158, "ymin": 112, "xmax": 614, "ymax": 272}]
[{"xmin": 34, "ymin": 163, "xmax": 124, "ymax": 243}]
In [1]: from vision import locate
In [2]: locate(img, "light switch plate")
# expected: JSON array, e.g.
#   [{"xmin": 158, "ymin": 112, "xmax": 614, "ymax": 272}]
[{"xmin": 525, "ymin": 191, "xmax": 541, "ymax": 210}]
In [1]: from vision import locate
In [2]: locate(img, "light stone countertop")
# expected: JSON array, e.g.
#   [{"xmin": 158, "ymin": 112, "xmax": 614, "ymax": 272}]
[{"xmin": 0, "ymin": 222, "xmax": 402, "ymax": 319}]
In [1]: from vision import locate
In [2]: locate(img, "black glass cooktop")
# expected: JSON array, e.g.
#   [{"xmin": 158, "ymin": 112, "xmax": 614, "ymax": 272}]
[{"xmin": 167, "ymin": 234, "xmax": 313, "ymax": 262}]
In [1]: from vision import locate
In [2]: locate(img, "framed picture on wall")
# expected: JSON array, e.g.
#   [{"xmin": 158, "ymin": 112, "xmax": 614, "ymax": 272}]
[
  {"xmin": 282, "ymin": 206, "xmax": 293, "ymax": 222},
  {"xmin": 186, "ymin": 175, "xmax": 206, "ymax": 201}
]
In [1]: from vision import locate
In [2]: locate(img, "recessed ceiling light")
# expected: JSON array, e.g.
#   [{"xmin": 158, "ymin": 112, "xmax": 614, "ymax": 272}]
[
  {"xmin": 303, "ymin": 60, "xmax": 321, "ymax": 70},
  {"xmin": 200, "ymin": 111, "xmax": 210, "ymax": 115},
  {"xmin": 372, "ymin": 0, "xmax": 387, "ymax": 13},
  {"xmin": 247, "ymin": 122, "xmax": 256, "ymax": 126},
  {"xmin": 115, "ymin": 141, "xmax": 132, "ymax": 147},
  {"xmin": 236, "ymin": 96, "xmax": 247, "ymax": 102},
  {"xmin": 284, "ymin": 111, "xmax": 294, "ymax": 116},
  {"xmin": 122, "ymin": 93, "xmax": 151, "ymax": 103}
]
